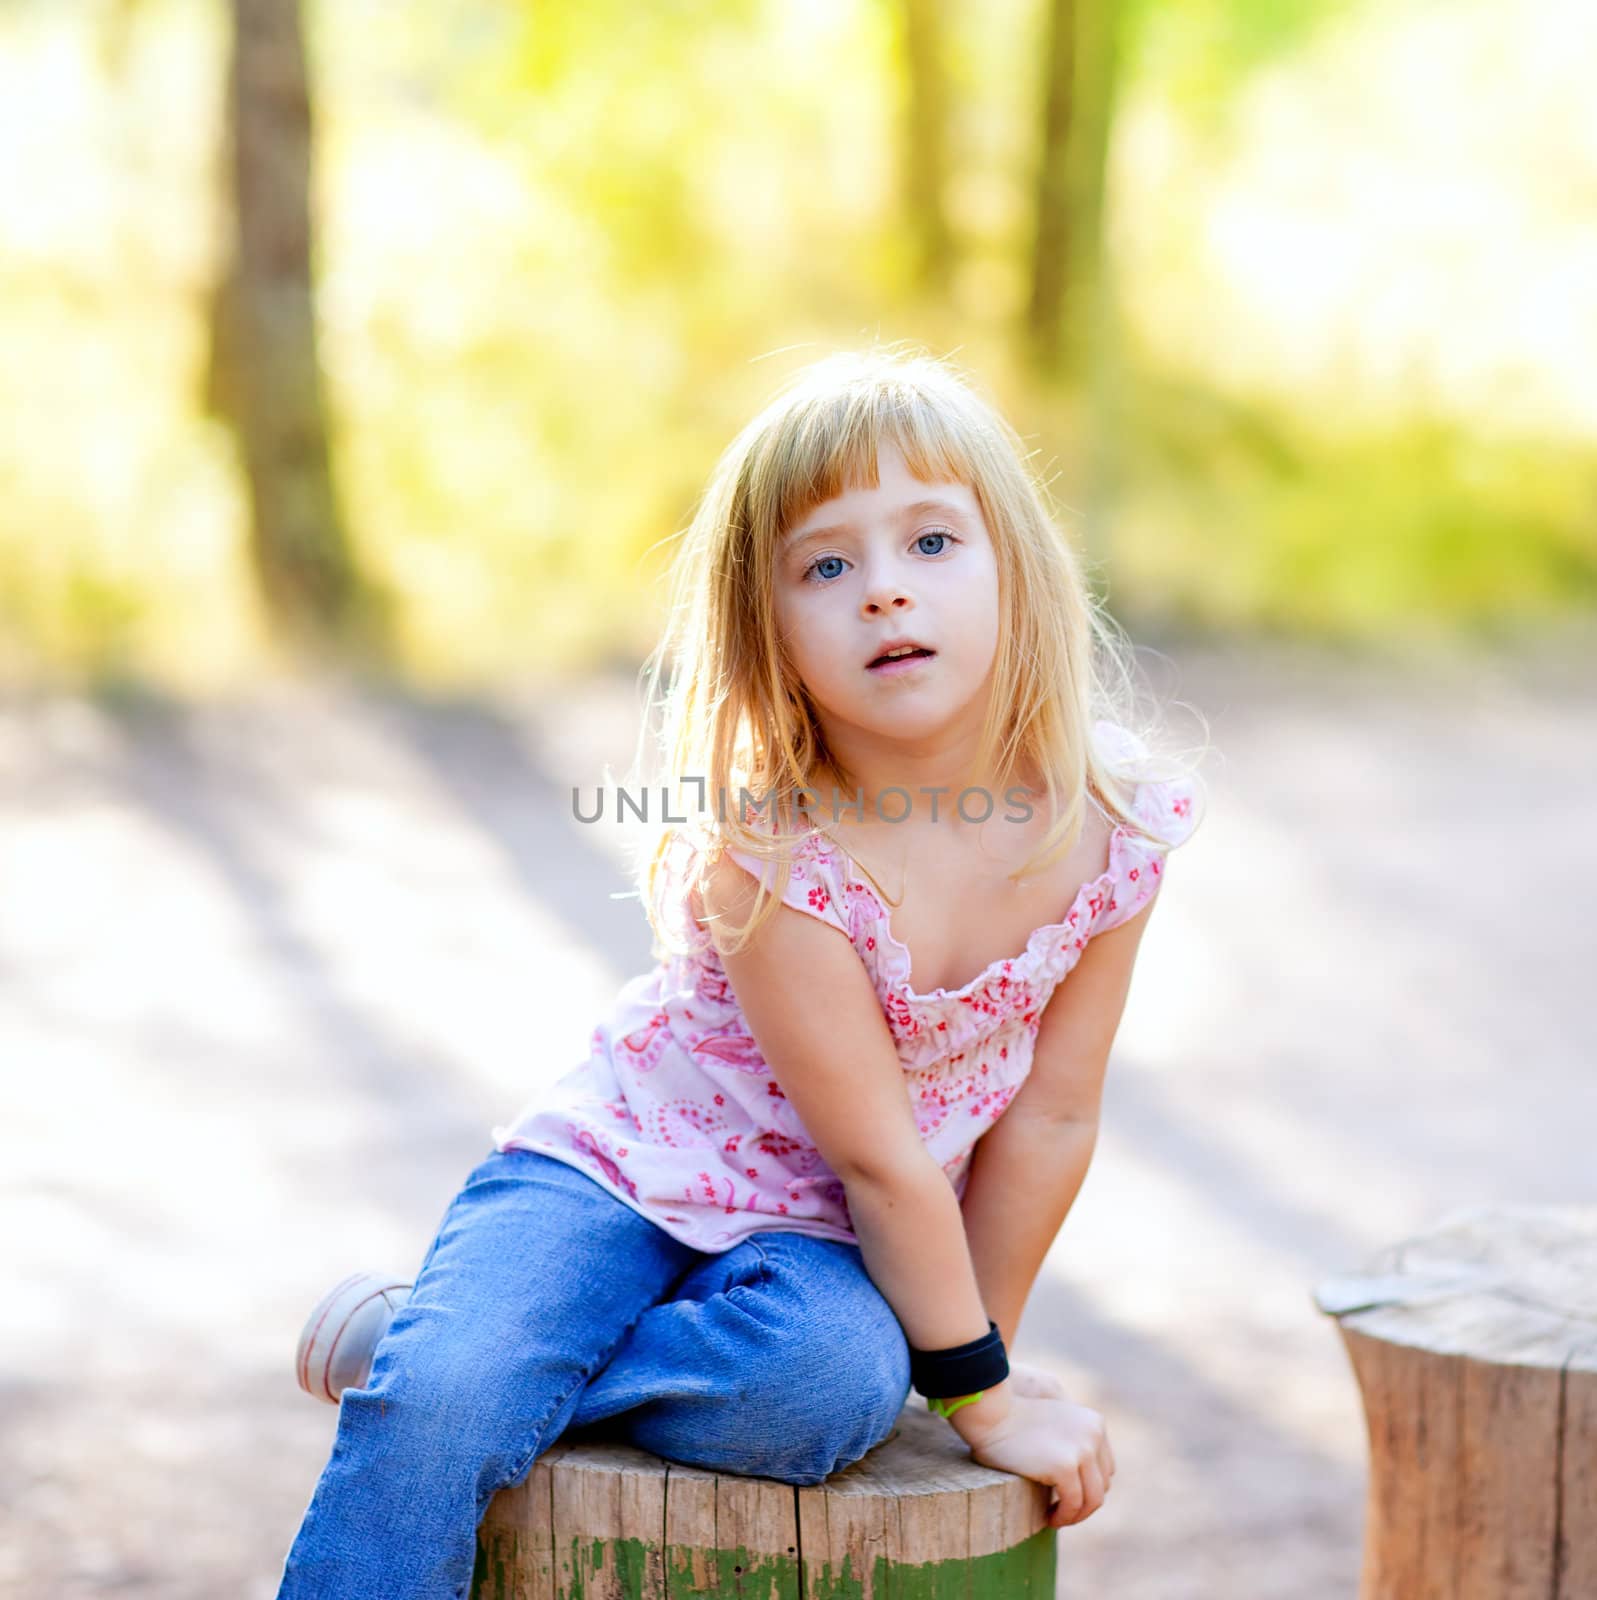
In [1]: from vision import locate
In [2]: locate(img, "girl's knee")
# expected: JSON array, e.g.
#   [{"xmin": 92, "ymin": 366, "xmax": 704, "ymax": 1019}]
[
  {"xmin": 773, "ymin": 1320, "xmax": 908, "ymax": 1418},
  {"xmin": 777, "ymin": 1271, "xmax": 911, "ymax": 1406},
  {"xmin": 639, "ymin": 1315, "xmax": 908, "ymax": 1484}
]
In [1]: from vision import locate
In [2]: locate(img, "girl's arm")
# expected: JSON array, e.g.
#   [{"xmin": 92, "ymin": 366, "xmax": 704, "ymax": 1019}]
[
  {"xmin": 705, "ymin": 849, "xmax": 1119, "ymax": 1521},
  {"xmin": 959, "ymin": 896, "xmax": 1160, "ymax": 1350},
  {"xmin": 960, "ymin": 1116, "xmax": 1100, "ymax": 1351},
  {"xmin": 703, "ymin": 850, "xmax": 1004, "ymax": 1361}
]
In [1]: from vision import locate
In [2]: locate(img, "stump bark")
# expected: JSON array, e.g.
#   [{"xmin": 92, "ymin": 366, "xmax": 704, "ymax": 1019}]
[
  {"xmin": 1314, "ymin": 1204, "xmax": 1597, "ymax": 1600},
  {"xmin": 471, "ymin": 1400, "xmax": 1057, "ymax": 1598}
]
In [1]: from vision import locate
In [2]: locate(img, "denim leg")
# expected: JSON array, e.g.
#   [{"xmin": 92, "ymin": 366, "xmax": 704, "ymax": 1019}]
[
  {"xmin": 275, "ymin": 1148, "xmax": 698, "ymax": 1600},
  {"xmin": 569, "ymin": 1230, "xmax": 913, "ymax": 1487}
]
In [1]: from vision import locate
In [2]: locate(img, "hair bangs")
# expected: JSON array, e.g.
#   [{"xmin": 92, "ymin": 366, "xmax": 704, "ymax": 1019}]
[{"xmin": 760, "ymin": 372, "xmax": 986, "ymax": 542}]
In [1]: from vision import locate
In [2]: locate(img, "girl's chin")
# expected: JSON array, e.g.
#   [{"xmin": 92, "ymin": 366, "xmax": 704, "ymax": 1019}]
[
  {"xmin": 860, "ymin": 705, "xmax": 970, "ymax": 744},
  {"xmin": 808, "ymin": 681, "xmax": 977, "ymax": 736}
]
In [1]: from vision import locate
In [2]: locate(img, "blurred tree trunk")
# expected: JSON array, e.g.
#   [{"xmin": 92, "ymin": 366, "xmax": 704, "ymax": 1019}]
[
  {"xmin": 205, "ymin": 0, "xmax": 360, "ymax": 648},
  {"xmin": 1073, "ymin": 0, "xmax": 1128, "ymax": 593},
  {"xmin": 1021, "ymin": 0, "xmax": 1126, "ymax": 590},
  {"xmin": 1023, "ymin": 0, "xmax": 1124, "ymax": 378},
  {"xmin": 1024, "ymin": 0, "xmax": 1076, "ymax": 378},
  {"xmin": 900, "ymin": 0, "xmax": 954, "ymax": 298}
]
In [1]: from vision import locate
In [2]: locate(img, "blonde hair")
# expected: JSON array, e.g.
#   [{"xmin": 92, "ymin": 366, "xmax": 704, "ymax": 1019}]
[{"xmin": 623, "ymin": 342, "xmax": 1208, "ymax": 960}]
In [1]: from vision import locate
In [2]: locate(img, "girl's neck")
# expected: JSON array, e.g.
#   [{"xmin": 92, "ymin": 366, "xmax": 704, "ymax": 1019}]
[{"xmin": 805, "ymin": 753, "xmax": 1040, "ymax": 830}]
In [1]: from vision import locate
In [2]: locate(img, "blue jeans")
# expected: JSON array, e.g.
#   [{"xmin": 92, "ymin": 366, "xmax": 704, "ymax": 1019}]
[{"xmin": 276, "ymin": 1146, "xmax": 912, "ymax": 1599}]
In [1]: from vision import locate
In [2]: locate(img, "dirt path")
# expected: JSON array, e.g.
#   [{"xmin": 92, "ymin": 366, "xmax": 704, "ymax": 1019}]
[{"xmin": 2, "ymin": 629, "xmax": 1593, "ymax": 1597}]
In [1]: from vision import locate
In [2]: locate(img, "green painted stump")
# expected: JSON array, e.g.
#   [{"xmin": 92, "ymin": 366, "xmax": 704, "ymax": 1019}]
[{"xmin": 471, "ymin": 1400, "xmax": 1058, "ymax": 1599}]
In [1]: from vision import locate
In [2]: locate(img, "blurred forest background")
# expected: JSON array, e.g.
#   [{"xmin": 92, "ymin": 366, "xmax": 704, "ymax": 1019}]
[
  {"xmin": 6, "ymin": 7, "xmax": 1597, "ymax": 1595},
  {"xmin": 1, "ymin": 0, "xmax": 1594, "ymax": 689}
]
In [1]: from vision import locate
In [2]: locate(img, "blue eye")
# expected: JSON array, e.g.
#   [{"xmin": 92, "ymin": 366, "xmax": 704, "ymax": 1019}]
[{"xmin": 799, "ymin": 527, "xmax": 959, "ymax": 585}]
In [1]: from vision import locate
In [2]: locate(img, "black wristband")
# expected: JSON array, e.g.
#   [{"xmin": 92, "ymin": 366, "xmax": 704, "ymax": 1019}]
[{"xmin": 907, "ymin": 1318, "xmax": 1010, "ymax": 1400}]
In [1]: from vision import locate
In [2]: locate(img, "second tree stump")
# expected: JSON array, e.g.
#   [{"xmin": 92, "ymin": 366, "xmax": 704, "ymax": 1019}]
[{"xmin": 1314, "ymin": 1203, "xmax": 1597, "ymax": 1600}]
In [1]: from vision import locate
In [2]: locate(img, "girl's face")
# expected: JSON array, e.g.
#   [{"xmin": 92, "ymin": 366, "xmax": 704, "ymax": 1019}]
[{"xmin": 773, "ymin": 443, "xmax": 1001, "ymax": 757}]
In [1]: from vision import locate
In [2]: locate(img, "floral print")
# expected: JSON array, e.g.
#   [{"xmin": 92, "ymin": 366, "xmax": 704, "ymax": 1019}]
[{"xmin": 492, "ymin": 720, "xmax": 1201, "ymax": 1252}]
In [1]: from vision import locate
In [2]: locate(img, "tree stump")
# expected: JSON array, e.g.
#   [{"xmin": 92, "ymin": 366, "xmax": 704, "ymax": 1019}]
[
  {"xmin": 1313, "ymin": 1204, "xmax": 1597, "ymax": 1600},
  {"xmin": 471, "ymin": 1400, "xmax": 1057, "ymax": 1599}
]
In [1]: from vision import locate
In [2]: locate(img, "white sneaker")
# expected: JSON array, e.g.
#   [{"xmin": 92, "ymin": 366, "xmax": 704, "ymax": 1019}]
[{"xmin": 295, "ymin": 1271, "xmax": 413, "ymax": 1404}]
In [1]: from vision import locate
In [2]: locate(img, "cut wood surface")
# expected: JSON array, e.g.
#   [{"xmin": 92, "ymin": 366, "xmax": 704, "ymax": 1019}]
[
  {"xmin": 474, "ymin": 1402, "xmax": 1056, "ymax": 1599},
  {"xmin": 1315, "ymin": 1204, "xmax": 1597, "ymax": 1600}
]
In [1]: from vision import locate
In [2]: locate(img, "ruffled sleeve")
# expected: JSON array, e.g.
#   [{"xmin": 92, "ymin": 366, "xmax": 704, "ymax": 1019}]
[
  {"xmin": 1093, "ymin": 719, "xmax": 1204, "ymax": 933},
  {"xmin": 653, "ymin": 825, "xmax": 716, "ymax": 956},
  {"xmin": 1132, "ymin": 769, "xmax": 1201, "ymax": 851},
  {"xmin": 723, "ymin": 819, "xmax": 851, "ymax": 939}
]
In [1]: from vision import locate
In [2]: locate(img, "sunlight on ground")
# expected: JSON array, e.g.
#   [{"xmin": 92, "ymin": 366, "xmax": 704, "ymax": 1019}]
[{"xmin": 0, "ymin": 688, "xmax": 629, "ymax": 1386}]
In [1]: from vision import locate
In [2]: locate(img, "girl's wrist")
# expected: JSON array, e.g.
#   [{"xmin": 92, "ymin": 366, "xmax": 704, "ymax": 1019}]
[{"xmin": 938, "ymin": 1376, "xmax": 1014, "ymax": 1444}]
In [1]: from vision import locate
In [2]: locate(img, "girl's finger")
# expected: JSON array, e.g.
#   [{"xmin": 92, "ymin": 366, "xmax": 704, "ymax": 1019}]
[
  {"xmin": 1076, "ymin": 1458, "xmax": 1107, "ymax": 1521},
  {"xmin": 1049, "ymin": 1465, "xmax": 1086, "ymax": 1528},
  {"xmin": 1097, "ymin": 1435, "xmax": 1116, "ymax": 1483}
]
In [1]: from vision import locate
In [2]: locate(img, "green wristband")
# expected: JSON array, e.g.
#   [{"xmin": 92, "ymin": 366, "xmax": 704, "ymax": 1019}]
[{"xmin": 928, "ymin": 1390, "xmax": 985, "ymax": 1420}]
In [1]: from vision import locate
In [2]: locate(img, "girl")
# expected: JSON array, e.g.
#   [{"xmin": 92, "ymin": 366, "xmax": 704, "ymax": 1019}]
[{"xmin": 277, "ymin": 345, "xmax": 1206, "ymax": 1599}]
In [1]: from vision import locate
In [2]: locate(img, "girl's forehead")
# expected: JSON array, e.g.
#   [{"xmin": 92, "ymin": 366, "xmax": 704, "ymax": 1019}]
[{"xmin": 784, "ymin": 455, "xmax": 979, "ymax": 531}]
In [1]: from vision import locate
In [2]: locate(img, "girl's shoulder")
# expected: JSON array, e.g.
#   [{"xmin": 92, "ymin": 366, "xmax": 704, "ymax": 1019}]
[
  {"xmin": 719, "ymin": 805, "xmax": 851, "ymax": 938},
  {"xmin": 1091, "ymin": 717, "xmax": 1205, "ymax": 854},
  {"xmin": 663, "ymin": 807, "xmax": 852, "ymax": 948}
]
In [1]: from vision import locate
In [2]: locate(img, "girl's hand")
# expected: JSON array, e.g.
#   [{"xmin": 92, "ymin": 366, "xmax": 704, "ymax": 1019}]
[
  {"xmin": 1004, "ymin": 1359, "xmax": 1068, "ymax": 1399},
  {"xmin": 957, "ymin": 1394, "xmax": 1116, "ymax": 1529}
]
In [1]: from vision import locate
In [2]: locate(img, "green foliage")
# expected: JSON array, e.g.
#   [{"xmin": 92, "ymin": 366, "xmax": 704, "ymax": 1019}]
[
  {"xmin": 1130, "ymin": 0, "xmax": 1354, "ymax": 134},
  {"xmin": 1109, "ymin": 368, "xmax": 1597, "ymax": 641},
  {"xmin": 0, "ymin": 0, "xmax": 1591, "ymax": 690}
]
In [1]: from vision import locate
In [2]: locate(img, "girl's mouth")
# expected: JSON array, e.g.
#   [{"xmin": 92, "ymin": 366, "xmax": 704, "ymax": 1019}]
[{"xmin": 867, "ymin": 649, "xmax": 937, "ymax": 676}]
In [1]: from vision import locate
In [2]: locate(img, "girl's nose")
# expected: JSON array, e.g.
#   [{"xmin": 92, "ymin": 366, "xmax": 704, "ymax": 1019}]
[{"xmin": 860, "ymin": 563, "xmax": 914, "ymax": 614}]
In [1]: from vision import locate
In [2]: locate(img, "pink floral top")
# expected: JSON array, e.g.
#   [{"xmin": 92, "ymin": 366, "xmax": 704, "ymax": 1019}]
[{"xmin": 491, "ymin": 720, "xmax": 1201, "ymax": 1252}]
